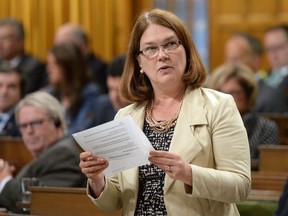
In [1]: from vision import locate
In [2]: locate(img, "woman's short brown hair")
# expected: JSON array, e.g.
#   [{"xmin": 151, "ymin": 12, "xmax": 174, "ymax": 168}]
[
  {"xmin": 120, "ymin": 9, "xmax": 207, "ymax": 103},
  {"xmin": 208, "ymin": 63, "xmax": 258, "ymax": 112}
]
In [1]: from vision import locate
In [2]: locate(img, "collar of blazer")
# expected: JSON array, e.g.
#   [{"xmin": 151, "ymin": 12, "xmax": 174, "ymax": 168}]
[{"xmin": 115, "ymin": 87, "xmax": 211, "ymax": 193}]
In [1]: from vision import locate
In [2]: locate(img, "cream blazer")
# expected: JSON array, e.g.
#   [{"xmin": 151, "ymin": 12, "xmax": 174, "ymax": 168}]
[{"xmin": 88, "ymin": 87, "xmax": 251, "ymax": 216}]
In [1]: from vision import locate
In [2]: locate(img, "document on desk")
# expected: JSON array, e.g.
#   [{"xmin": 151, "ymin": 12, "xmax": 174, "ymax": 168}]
[{"xmin": 72, "ymin": 115, "xmax": 154, "ymax": 177}]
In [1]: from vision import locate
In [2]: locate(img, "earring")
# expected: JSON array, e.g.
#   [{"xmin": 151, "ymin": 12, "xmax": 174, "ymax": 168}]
[{"xmin": 140, "ymin": 69, "xmax": 144, "ymax": 73}]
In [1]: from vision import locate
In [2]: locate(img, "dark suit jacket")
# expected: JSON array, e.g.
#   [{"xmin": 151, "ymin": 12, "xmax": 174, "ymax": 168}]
[
  {"xmin": 255, "ymin": 75, "xmax": 288, "ymax": 113},
  {"xmin": 92, "ymin": 94, "xmax": 116, "ymax": 126},
  {"xmin": 0, "ymin": 136, "xmax": 86, "ymax": 213},
  {"xmin": 275, "ymin": 179, "xmax": 288, "ymax": 216},
  {"xmin": 0, "ymin": 113, "xmax": 21, "ymax": 137},
  {"xmin": 16, "ymin": 54, "xmax": 47, "ymax": 95},
  {"xmin": 87, "ymin": 52, "xmax": 108, "ymax": 93}
]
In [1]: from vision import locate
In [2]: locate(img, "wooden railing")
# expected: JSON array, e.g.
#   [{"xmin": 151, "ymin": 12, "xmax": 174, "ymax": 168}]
[
  {"xmin": 248, "ymin": 144, "xmax": 288, "ymax": 202},
  {"xmin": 30, "ymin": 186, "xmax": 122, "ymax": 216}
]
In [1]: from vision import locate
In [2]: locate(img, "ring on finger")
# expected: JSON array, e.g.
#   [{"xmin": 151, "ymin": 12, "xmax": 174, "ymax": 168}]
[{"xmin": 168, "ymin": 165, "xmax": 171, "ymax": 172}]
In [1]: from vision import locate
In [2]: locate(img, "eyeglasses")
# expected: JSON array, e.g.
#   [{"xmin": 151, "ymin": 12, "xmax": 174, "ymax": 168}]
[
  {"xmin": 138, "ymin": 40, "xmax": 181, "ymax": 59},
  {"xmin": 18, "ymin": 118, "xmax": 52, "ymax": 132}
]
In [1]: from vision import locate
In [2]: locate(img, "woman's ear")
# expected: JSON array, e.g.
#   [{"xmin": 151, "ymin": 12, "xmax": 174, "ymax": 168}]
[{"xmin": 137, "ymin": 55, "xmax": 142, "ymax": 66}]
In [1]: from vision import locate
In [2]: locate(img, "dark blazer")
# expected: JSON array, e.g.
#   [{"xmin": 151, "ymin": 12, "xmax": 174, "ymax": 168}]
[
  {"xmin": 92, "ymin": 94, "xmax": 116, "ymax": 126},
  {"xmin": 255, "ymin": 76, "xmax": 288, "ymax": 113},
  {"xmin": 275, "ymin": 179, "xmax": 288, "ymax": 216},
  {"xmin": 16, "ymin": 54, "xmax": 47, "ymax": 95},
  {"xmin": 87, "ymin": 52, "xmax": 108, "ymax": 93},
  {"xmin": 0, "ymin": 113, "xmax": 21, "ymax": 137},
  {"xmin": 0, "ymin": 136, "xmax": 86, "ymax": 213}
]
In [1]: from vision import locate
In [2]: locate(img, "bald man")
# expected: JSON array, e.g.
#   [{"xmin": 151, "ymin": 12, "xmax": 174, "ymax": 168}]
[
  {"xmin": 225, "ymin": 32, "xmax": 267, "ymax": 80},
  {"xmin": 54, "ymin": 23, "xmax": 108, "ymax": 93}
]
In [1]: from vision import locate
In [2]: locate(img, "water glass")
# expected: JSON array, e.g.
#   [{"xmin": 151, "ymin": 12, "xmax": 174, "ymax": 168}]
[{"xmin": 21, "ymin": 177, "xmax": 40, "ymax": 204}]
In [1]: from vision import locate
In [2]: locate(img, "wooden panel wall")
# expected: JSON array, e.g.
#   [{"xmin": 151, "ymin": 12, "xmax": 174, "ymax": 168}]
[
  {"xmin": 209, "ymin": 0, "xmax": 288, "ymax": 71},
  {"xmin": 0, "ymin": 0, "xmax": 153, "ymax": 62}
]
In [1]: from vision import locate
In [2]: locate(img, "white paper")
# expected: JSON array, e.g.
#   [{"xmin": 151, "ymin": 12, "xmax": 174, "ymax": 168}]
[{"xmin": 72, "ymin": 115, "xmax": 154, "ymax": 177}]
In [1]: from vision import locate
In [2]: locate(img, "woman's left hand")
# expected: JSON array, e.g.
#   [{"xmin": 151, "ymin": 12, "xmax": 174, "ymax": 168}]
[{"xmin": 148, "ymin": 150, "xmax": 192, "ymax": 185}]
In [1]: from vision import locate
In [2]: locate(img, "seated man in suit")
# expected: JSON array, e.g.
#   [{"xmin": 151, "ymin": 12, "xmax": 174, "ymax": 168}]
[
  {"xmin": 54, "ymin": 23, "xmax": 108, "ymax": 93},
  {"xmin": 0, "ymin": 66, "xmax": 23, "ymax": 137},
  {"xmin": 225, "ymin": 31, "xmax": 267, "ymax": 80},
  {"xmin": 255, "ymin": 24, "xmax": 288, "ymax": 113},
  {"xmin": 0, "ymin": 91, "xmax": 86, "ymax": 213},
  {"xmin": 0, "ymin": 18, "xmax": 46, "ymax": 95}
]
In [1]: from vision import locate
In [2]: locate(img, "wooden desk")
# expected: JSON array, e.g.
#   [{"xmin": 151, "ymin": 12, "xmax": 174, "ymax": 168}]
[
  {"xmin": 258, "ymin": 145, "xmax": 288, "ymax": 172},
  {"xmin": 0, "ymin": 137, "xmax": 33, "ymax": 175},
  {"xmin": 30, "ymin": 186, "xmax": 122, "ymax": 216},
  {"xmin": 247, "ymin": 189, "xmax": 282, "ymax": 202},
  {"xmin": 252, "ymin": 171, "xmax": 287, "ymax": 191}
]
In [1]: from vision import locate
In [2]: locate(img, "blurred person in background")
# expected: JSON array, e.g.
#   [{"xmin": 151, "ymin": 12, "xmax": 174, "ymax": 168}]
[
  {"xmin": 225, "ymin": 31, "xmax": 267, "ymax": 80},
  {"xmin": 208, "ymin": 63, "xmax": 279, "ymax": 167},
  {"xmin": 255, "ymin": 24, "xmax": 288, "ymax": 113},
  {"xmin": 0, "ymin": 91, "xmax": 86, "ymax": 213},
  {"xmin": 93, "ymin": 54, "xmax": 130, "ymax": 125},
  {"xmin": 45, "ymin": 43, "xmax": 101, "ymax": 135},
  {"xmin": 0, "ymin": 18, "xmax": 46, "ymax": 95},
  {"xmin": 0, "ymin": 66, "xmax": 24, "ymax": 137},
  {"xmin": 54, "ymin": 23, "xmax": 107, "ymax": 93}
]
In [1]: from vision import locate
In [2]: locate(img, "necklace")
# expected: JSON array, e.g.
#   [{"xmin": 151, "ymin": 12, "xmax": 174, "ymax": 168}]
[{"xmin": 145, "ymin": 98, "xmax": 183, "ymax": 133}]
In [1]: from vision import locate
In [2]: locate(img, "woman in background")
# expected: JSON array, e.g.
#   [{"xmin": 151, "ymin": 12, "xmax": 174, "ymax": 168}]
[
  {"xmin": 46, "ymin": 43, "xmax": 101, "ymax": 134},
  {"xmin": 208, "ymin": 63, "xmax": 279, "ymax": 165}
]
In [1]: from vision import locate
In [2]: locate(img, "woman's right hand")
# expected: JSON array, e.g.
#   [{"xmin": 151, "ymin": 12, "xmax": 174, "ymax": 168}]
[{"xmin": 79, "ymin": 151, "xmax": 109, "ymax": 196}]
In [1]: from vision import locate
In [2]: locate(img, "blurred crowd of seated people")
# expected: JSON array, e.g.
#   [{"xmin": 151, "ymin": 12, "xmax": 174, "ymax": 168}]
[
  {"xmin": 0, "ymin": 18, "xmax": 124, "ymax": 214},
  {"xmin": 0, "ymin": 18, "xmax": 46, "ymax": 95},
  {"xmin": 221, "ymin": 26, "xmax": 288, "ymax": 215},
  {"xmin": 0, "ymin": 13, "xmax": 288, "ymax": 216},
  {"xmin": 0, "ymin": 18, "xmax": 128, "ymax": 138}
]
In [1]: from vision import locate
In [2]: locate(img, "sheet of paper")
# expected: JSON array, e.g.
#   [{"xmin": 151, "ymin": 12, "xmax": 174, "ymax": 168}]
[{"xmin": 72, "ymin": 115, "xmax": 154, "ymax": 177}]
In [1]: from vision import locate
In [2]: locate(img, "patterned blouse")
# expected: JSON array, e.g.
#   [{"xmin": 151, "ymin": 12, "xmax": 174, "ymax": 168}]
[
  {"xmin": 134, "ymin": 121, "xmax": 175, "ymax": 216},
  {"xmin": 243, "ymin": 112, "xmax": 279, "ymax": 159}
]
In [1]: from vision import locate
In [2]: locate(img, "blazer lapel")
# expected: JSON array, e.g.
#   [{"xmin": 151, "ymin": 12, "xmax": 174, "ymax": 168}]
[
  {"xmin": 164, "ymin": 87, "xmax": 208, "ymax": 192},
  {"xmin": 119, "ymin": 102, "xmax": 147, "ymax": 193}
]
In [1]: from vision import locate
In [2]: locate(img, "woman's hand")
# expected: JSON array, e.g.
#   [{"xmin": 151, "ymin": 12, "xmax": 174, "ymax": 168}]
[
  {"xmin": 148, "ymin": 150, "xmax": 192, "ymax": 186},
  {"xmin": 79, "ymin": 151, "xmax": 109, "ymax": 197}
]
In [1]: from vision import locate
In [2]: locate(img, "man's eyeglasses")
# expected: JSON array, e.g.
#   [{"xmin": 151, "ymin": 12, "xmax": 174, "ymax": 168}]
[
  {"xmin": 18, "ymin": 118, "xmax": 52, "ymax": 132},
  {"xmin": 138, "ymin": 40, "xmax": 181, "ymax": 59}
]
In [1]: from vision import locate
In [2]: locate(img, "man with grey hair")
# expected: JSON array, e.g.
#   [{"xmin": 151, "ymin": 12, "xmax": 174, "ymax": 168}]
[
  {"xmin": 0, "ymin": 18, "xmax": 46, "ymax": 95},
  {"xmin": 54, "ymin": 23, "xmax": 107, "ymax": 93},
  {"xmin": 0, "ymin": 91, "xmax": 86, "ymax": 213}
]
